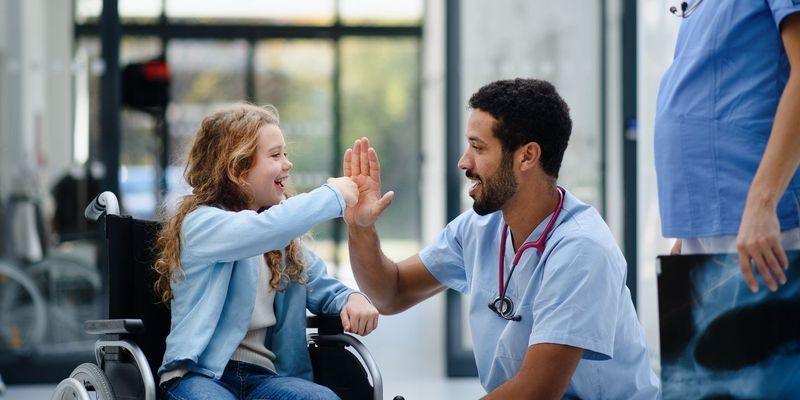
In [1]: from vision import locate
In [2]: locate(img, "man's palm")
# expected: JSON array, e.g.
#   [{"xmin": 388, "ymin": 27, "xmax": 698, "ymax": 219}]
[{"xmin": 343, "ymin": 138, "xmax": 394, "ymax": 227}]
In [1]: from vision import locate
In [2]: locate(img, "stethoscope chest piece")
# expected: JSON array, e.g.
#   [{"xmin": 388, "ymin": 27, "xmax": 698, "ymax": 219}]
[
  {"xmin": 489, "ymin": 295, "xmax": 520, "ymax": 321},
  {"xmin": 490, "ymin": 296, "xmax": 515, "ymax": 318}
]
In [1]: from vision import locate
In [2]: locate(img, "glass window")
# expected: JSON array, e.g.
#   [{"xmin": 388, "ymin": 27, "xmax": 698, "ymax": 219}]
[
  {"xmin": 339, "ymin": 0, "xmax": 423, "ymax": 26},
  {"xmin": 165, "ymin": 39, "xmax": 249, "ymax": 215},
  {"xmin": 166, "ymin": 0, "xmax": 335, "ymax": 25},
  {"xmin": 340, "ymin": 37, "xmax": 422, "ymax": 260},
  {"xmin": 253, "ymin": 40, "xmax": 336, "ymax": 259},
  {"xmin": 75, "ymin": 0, "xmax": 163, "ymax": 23}
]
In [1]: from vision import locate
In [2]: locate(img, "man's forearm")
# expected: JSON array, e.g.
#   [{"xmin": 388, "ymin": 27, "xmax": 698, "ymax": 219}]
[
  {"xmin": 747, "ymin": 74, "xmax": 800, "ymax": 208},
  {"xmin": 348, "ymin": 224, "xmax": 400, "ymax": 313}
]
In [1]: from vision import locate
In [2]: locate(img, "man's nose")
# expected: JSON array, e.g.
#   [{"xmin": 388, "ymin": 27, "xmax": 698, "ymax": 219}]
[{"xmin": 457, "ymin": 151, "xmax": 470, "ymax": 170}]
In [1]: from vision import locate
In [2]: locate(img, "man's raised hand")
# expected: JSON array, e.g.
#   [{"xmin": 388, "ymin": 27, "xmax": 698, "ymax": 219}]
[{"xmin": 343, "ymin": 137, "xmax": 394, "ymax": 227}]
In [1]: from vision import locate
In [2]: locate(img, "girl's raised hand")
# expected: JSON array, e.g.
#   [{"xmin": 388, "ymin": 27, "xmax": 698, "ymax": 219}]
[
  {"xmin": 327, "ymin": 177, "xmax": 359, "ymax": 208},
  {"xmin": 340, "ymin": 293, "xmax": 379, "ymax": 336}
]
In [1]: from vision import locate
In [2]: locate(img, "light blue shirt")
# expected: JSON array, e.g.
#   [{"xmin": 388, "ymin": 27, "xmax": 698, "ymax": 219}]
[
  {"xmin": 420, "ymin": 189, "xmax": 660, "ymax": 399},
  {"xmin": 655, "ymin": 0, "xmax": 800, "ymax": 238},
  {"xmin": 159, "ymin": 184, "xmax": 354, "ymax": 380}
]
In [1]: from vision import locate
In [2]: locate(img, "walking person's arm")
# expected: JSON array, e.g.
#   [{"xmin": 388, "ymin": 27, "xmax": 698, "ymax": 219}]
[{"xmin": 737, "ymin": 13, "xmax": 800, "ymax": 292}]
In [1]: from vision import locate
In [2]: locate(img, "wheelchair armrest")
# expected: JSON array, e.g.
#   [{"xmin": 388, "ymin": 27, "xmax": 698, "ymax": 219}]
[
  {"xmin": 85, "ymin": 319, "xmax": 145, "ymax": 335},
  {"xmin": 307, "ymin": 315, "xmax": 343, "ymax": 335}
]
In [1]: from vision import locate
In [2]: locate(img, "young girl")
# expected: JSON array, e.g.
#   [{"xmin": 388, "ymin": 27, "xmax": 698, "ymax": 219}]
[{"xmin": 153, "ymin": 103, "xmax": 378, "ymax": 400}]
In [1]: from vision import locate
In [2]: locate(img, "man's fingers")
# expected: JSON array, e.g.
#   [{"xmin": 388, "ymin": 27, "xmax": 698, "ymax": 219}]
[
  {"xmin": 377, "ymin": 191, "xmax": 394, "ymax": 213},
  {"xmin": 739, "ymin": 252, "xmax": 759, "ymax": 293},
  {"xmin": 340, "ymin": 309, "xmax": 351, "ymax": 333},
  {"xmin": 351, "ymin": 140, "xmax": 362, "ymax": 176},
  {"xmin": 343, "ymin": 148, "xmax": 352, "ymax": 177},
  {"xmin": 368, "ymin": 148, "xmax": 382, "ymax": 184},
  {"xmin": 360, "ymin": 137, "xmax": 370, "ymax": 176}
]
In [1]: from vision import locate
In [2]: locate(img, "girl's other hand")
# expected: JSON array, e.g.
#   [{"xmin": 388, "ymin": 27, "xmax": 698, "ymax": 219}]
[
  {"xmin": 327, "ymin": 177, "xmax": 358, "ymax": 207},
  {"xmin": 340, "ymin": 293, "xmax": 379, "ymax": 336}
]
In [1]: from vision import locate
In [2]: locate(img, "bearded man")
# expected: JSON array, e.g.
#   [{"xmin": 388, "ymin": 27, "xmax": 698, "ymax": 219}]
[{"xmin": 344, "ymin": 79, "xmax": 660, "ymax": 399}]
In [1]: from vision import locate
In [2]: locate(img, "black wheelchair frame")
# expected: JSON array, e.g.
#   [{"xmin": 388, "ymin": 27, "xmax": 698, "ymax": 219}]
[{"xmin": 50, "ymin": 192, "xmax": 390, "ymax": 400}]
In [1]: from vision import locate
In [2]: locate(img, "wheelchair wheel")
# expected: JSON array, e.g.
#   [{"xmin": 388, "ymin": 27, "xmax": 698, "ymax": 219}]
[
  {"xmin": 69, "ymin": 363, "xmax": 116, "ymax": 400},
  {"xmin": 29, "ymin": 254, "xmax": 102, "ymax": 344},
  {"xmin": 0, "ymin": 259, "xmax": 47, "ymax": 352},
  {"xmin": 51, "ymin": 377, "xmax": 91, "ymax": 400}
]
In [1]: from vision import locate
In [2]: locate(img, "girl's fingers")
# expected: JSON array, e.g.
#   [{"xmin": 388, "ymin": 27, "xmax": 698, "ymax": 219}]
[{"xmin": 340, "ymin": 309, "xmax": 351, "ymax": 333}]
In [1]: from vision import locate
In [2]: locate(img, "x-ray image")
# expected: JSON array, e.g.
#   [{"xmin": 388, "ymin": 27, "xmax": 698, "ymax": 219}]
[{"xmin": 657, "ymin": 252, "xmax": 800, "ymax": 400}]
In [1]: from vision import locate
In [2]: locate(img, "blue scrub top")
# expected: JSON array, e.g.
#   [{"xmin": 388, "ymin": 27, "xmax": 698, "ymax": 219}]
[
  {"xmin": 655, "ymin": 0, "xmax": 800, "ymax": 238},
  {"xmin": 420, "ymin": 189, "xmax": 660, "ymax": 399}
]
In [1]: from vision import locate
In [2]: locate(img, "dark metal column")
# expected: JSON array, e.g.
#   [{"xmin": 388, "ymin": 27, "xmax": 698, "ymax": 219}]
[
  {"xmin": 444, "ymin": 0, "xmax": 478, "ymax": 378},
  {"xmin": 100, "ymin": 0, "xmax": 121, "ymax": 196},
  {"xmin": 622, "ymin": 0, "xmax": 638, "ymax": 306}
]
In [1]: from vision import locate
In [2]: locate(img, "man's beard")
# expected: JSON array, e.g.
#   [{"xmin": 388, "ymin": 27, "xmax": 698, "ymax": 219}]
[{"xmin": 468, "ymin": 154, "xmax": 518, "ymax": 216}]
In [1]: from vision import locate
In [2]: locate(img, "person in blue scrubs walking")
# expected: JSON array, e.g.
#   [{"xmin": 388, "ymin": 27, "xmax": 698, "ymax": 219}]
[
  {"xmin": 656, "ymin": 1, "xmax": 800, "ymax": 292},
  {"xmin": 344, "ymin": 79, "xmax": 660, "ymax": 399}
]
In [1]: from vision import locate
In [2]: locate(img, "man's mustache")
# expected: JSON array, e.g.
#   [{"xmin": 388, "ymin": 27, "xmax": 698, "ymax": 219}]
[{"xmin": 465, "ymin": 170, "xmax": 481, "ymax": 181}]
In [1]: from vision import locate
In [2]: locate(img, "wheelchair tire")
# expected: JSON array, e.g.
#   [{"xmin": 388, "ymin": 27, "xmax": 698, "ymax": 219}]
[
  {"xmin": 69, "ymin": 363, "xmax": 116, "ymax": 400},
  {"xmin": 0, "ymin": 259, "xmax": 47, "ymax": 351},
  {"xmin": 51, "ymin": 377, "xmax": 91, "ymax": 400}
]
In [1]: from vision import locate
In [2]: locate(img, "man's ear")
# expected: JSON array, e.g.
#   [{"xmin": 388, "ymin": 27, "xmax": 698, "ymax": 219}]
[{"xmin": 518, "ymin": 142, "xmax": 542, "ymax": 172}]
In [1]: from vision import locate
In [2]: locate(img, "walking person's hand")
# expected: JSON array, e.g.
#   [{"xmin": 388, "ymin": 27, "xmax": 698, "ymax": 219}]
[
  {"xmin": 670, "ymin": 239, "xmax": 682, "ymax": 255},
  {"xmin": 343, "ymin": 137, "xmax": 394, "ymax": 227},
  {"xmin": 736, "ymin": 202, "xmax": 788, "ymax": 293}
]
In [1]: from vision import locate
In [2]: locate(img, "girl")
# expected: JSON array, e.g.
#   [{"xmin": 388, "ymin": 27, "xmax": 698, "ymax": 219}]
[{"xmin": 154, "ymin": 103, "xmax": 378, "ymax": 400}]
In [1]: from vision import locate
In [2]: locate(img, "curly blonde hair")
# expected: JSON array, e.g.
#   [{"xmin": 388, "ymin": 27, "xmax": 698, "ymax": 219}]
[{"xmin": 153, "ymin": 103, "xmax": 307, "ymax": 304}]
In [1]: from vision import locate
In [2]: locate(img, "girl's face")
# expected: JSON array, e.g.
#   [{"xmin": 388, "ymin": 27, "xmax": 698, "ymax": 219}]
[{"xmin": 244, "ymin": 124, "xmax": 293, "ymax": 210}]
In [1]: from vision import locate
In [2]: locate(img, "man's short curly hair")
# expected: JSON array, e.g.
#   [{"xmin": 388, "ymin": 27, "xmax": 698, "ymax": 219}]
[{"xmin": 468, "ymin": 78, "xmax": 572, "ymax": 178}]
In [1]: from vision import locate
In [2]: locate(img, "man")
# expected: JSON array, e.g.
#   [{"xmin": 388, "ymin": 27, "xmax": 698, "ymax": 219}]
[
  {"xmin": 343, "ymin": 79, "xmax": 660, "ymax": 399},
  {"xmin": 656, "ymin": 1, "xmax": 800, "ymax": 292}
]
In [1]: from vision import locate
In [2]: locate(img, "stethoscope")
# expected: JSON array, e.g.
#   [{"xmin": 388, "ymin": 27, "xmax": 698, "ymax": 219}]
[{"xmin": 488, "ymin": 187, "xmax": 565, "ymax": 322}]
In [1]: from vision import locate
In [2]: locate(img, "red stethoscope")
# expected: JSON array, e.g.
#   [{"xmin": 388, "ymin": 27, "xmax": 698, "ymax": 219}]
[{"xmin": 488, "ymin": 187, "xmax": 565, "ymax": 322}]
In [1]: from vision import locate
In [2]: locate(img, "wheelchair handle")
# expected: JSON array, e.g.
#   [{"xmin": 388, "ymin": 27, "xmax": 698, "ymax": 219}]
[{"xmin": 84, "ymin": 191, "xmax": 120, "ymax": 221}]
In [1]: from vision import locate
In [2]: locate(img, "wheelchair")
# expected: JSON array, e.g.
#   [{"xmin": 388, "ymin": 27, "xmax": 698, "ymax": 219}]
[{"xmin": 51, "ymin": 192, "xmax": 398, "ymax": 400}]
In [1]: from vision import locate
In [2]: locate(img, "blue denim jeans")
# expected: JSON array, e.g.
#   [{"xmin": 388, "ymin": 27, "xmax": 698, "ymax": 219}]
[{"xmin": 163, "ymin": 360, "xmax": 340, "ymax": 400}]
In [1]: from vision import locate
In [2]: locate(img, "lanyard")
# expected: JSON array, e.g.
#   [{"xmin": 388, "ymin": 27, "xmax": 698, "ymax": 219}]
[{"xmin": 496, "ymin": 187, "xmax": 565, "ymax": 300}]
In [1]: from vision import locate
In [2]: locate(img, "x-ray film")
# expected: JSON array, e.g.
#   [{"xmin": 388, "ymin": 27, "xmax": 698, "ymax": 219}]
[{"xmin": 657, "ymin": 252, "xmax": 800, "ymax": 399}]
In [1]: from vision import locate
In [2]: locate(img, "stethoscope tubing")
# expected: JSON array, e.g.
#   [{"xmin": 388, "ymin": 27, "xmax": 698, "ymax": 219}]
[{"xmin": 493, "ymin": 187, "xmax": 565, "ymax": 319}]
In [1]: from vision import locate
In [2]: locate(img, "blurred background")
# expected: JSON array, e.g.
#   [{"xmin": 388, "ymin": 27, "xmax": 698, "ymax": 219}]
[{"xmin": 0, "ymin": 0, "xmax": 680, "ymax": 398}]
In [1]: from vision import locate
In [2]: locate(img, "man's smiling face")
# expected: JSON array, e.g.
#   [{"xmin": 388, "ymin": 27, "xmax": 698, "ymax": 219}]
[{"xmin": 458, "ymin": 109, "xmax": 519, "ymax": 216}]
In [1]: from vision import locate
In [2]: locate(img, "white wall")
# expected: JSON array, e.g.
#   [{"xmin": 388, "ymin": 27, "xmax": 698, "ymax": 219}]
[
  {"xmin": 637, "ymin": 0, "xmax": 681, "ymax": 372},
  {"xmin": 0, "ymin": 0, "xmax": 74, "ymax": 198},
  {"xmin": 461, "ymin": 0, "xmax": 605, "ymax": 210}
]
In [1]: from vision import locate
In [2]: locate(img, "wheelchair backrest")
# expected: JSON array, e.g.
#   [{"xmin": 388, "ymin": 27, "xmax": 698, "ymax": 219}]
[{"xmin": 104, "ymin": 214, "xmax": 171, "ymax": 384}]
